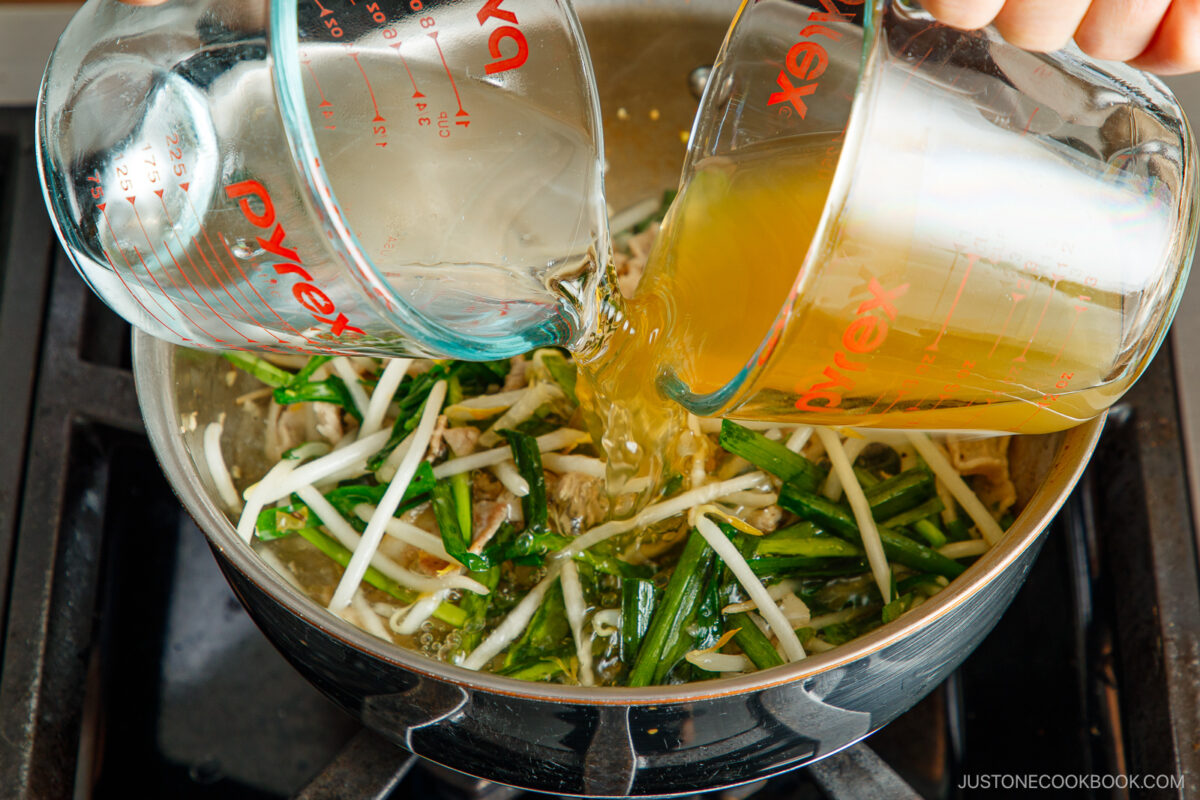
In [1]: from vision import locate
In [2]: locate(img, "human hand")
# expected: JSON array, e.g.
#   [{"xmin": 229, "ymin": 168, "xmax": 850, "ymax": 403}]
[{"xmin": 920, "ymin": 0, "xmax": 1200, "ymax": 74}]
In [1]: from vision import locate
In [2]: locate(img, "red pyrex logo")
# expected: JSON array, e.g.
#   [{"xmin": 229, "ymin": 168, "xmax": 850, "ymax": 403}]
[
  {"xmin": 768, "ymin": 0, "xmax": 865, "ymax": 119},
  {"xmin": 795, "ymin": 276, "xmax": 908, "ymax": 412},
  {"xmin": 226, "ymin": 180, "xmax": 365, "ymax": 339},
  {"xmin": 477, "ymin": 0, "xmax": 527, "ymax": 74}
]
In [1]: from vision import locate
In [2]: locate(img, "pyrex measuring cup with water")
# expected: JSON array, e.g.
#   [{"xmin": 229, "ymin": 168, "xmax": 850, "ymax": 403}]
[
  {"xmin": 38, "ymin": 0, "xmax": 606, "ymax": 359},
  {"xmin": 642, "ymin": 0, "xmax": 1198, "ymax": 434}
]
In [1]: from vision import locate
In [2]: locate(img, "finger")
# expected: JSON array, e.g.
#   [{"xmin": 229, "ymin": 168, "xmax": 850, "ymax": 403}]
[
  {"xmin": 1075, "ymin": 0, "xmax": 1173, "ymax": 62},
  {"xmin": 1131, "ymin": 0, "xmax": 1200, "ymax": 74},
  {"xmin": 920, "ymin": 0, "xmax": 1008, "ymax": 30},
  {"xmin": 118, "ymin": 0, "xmax": 170, "ymax": 4},
  {"xmin": 992, "ymin": 0, "xmax": 1094, "ymax": 51}
]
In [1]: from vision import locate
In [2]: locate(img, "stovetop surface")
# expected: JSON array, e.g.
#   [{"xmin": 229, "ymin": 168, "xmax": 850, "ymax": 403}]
[{"xmin": 1, "ymin": 103, "xmax": 1198, "ymax": 800}]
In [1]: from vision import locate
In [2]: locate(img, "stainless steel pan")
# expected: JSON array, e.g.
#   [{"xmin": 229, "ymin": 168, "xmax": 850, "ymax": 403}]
[{"xmin": 133, "ymin": 0, "xmax": 1105, "ymax": 793}]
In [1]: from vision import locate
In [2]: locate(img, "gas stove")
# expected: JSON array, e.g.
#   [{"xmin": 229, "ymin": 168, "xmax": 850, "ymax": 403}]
[{"xmin": 2, "ymin": 34, "xmax": 1200, "ymax": 799}]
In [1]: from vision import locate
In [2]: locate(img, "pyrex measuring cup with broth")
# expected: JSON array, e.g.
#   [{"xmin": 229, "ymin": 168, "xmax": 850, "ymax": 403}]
[
  {"xmin": 38, "ymin": 0, "xmax": 607, "ymax": 359},
  {"xmin": 635, "ymin": 0, "xmax": 1199, "ymax": 435}
]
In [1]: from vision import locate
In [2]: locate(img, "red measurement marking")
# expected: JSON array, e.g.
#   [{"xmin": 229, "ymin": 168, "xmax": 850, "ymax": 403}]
[
  {"xmin": 988, "ymin": 285, "xmax": 1027, "ymax": 358},
  {"xmin": 183, "ymin": 191, "xmax": 284, "ymax": 341},
  {"xmin": 157, "ymin": 193, "xmax": 239, "ymax": 326},
  {"xmin": 188, "ymin": 227, "xmax": 272, "ymax": 345},
  {"xmin": 895, "ymin": 351, "xmax": 945, "ymax": 415},
  {"xmin": 1020, "ymin": 106, "xmax": 1040, "ymax": 136},
  {"xmin": 877, "ymin": 390, "xmax": 913, "ymax": 418},
  {"xmin": 900, "ymin": 45, "xmax": 935, "ymax": 92},
  {"xmin": 177, "ymin": 185, "xmax": 293, "ymax": 348},
  {"xmin": 390, "ymin": 42, "xmax": 425, "ymax": 98},
  {"xmin": 1013, "ymin": 404, "xmax": 1043, "ymax": 433},
  {"xmin": 901, "ymin": 20, "xmax": 941, "ymax": 53},
  {"xmin": 109, "ymin": 202, "xmax": 191, "ymax": 341},
  {"xmin": 960, "ymin": 394, "xmax": 1000, "ymax": 427},
  {"xmin": 96, "ymin": 204, "xmax": 191, "ymax": 342},
  {"xmin": 428, "ymin": 32, "xmax": 468, "ymax": 117},
  {"xmin": 863, "ymin": 380, "xmax": 899, "ymax": 416},
  {"xmin": 119, "ymin": 193, "xmax": 183, "ymax": 336},
  {"xmin": 131, "ymin": 244, "xmax": 208, "ymax": 342},
  {"xmin": 156, "ymin": 194, "xmax": 254, "ymax": 344},
  {"xmin": 302, "ymin": 57, "xmax": 334, "ymax": 108},
  {"xmin": 128, "ymin": 203, "xmax": 225, "ymax": 342},
  {"xmin": 349, "ymin": 50, "xmax": 386, "ymax": 122},
  {"xmin": 1050, "ymin": 298, "xmax": 1089, "ymax": 366},
  {"xmin": 926, "ymin": 253, "xmax": 977, "ymax": 352},
  {"xmin": 373, "ymin": 283, "xmax": 397, "ymax": 312},
  {"xmin": 1017, "ymin": 370, "xmax": 1077, "ymax": 432},
  {"xmin": 917, "ymin": 36, "xmax": 966, "ymax": 90},
  {"xmin": 312, "ymin": 0, "xmax": 333, "ymax": 15},
  {"xmin": 218, "ymin": 232, "xmax": 330, "ymax": 350},
  {"xmin": 1014, "ymin": 274, "xmax": 1063, "ymax": 363},
  {"xmin": 318, "ymin": 176, "xmax": 348, "ymax": 227}
]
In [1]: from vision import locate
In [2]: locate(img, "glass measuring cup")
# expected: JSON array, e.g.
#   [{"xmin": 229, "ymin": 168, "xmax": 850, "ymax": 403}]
[
  {"xmin": 649, "ymin": 0, "xmax": 1198, "ymax": 434},
  {"xmin": 38, "ymin": 0, "xmax": 606, "ymax": 359}
]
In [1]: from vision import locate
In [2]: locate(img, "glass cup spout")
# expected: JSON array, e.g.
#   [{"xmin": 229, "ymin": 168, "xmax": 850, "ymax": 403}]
[{"xmin": 38, "ymin": 0, "xmax": 610, "ymax": 360}]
